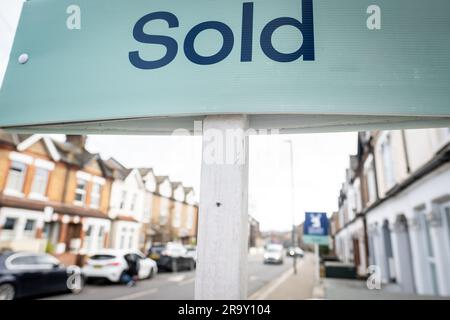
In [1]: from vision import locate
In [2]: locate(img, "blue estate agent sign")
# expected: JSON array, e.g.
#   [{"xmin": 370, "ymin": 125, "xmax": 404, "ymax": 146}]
[
  {"xmin": 1, "ymin": 0, "xmax": 450, "ymax": 127},
  {"xmin": 303, "ymin": 212, "xmax": 329, "ymax": 246}
]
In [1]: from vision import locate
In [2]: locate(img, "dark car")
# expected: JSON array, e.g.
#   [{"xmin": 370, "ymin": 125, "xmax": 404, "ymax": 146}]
[
  {"xmin": 148, "ymin": 242, "xmax": 195, "ymax": 272},
  {"xmin": 0, "ymin": 251, "xmax": 84, "ymax": 300}
]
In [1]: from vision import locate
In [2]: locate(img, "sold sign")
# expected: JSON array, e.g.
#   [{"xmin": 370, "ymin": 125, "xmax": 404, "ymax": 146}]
[
  {"xmin": 1, "ymin": 0, "xmax": 450, "ymax": 129},
  {"xmin": 129, "ymin": 0, "xmax": 314, "ymax": 69}
]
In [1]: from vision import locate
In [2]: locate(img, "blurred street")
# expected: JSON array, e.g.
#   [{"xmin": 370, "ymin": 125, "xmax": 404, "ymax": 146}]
[{"xmin": 43, "ymin": 253, "xmax": 298, "ymax": 300}]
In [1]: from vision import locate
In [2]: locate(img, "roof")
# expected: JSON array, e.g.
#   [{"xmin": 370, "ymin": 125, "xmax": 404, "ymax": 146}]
[
  {"xmin": 105, "ymin": 157, "xmax": 131, "ymax": 180},
  {"xmin": 156, "ymin": 175, "xmax": 169, "ymax": 184},
  {"xmin": 171, "ymin": 181, "xmax": 182, "ymax": 189},
  {"xmin": 0, "ymin": 132, "xmax": 31, "ymax": 147},
  {"xmin": 137, "ymin": 168, "xmax": 154, "ymax": 177},
  {"xmin": 0, "ymin": 133, "xmax": 113, "ymax": 178}
]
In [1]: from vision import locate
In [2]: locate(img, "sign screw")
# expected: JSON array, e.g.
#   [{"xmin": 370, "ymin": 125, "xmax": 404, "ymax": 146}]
[{"xmin": 18, "ymin": 53, "xmax": 29, "ymax": 64}]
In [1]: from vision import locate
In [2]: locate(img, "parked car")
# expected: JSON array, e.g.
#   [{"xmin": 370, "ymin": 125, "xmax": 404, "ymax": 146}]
[
  {"xmin": 82, "ymin": 249, "xmax": 157, "ymax": 283},
  {"xmin": 148, "ymin": 242, "xmax": 195, "ymax": 272},
  {"xmin": 263, "ymin": 244, "xmax": 284, "ymax": 264},
  {"xmin": 0, "ymin": 251, "xmax": 84, "ymax": 300},
  {"xmin": 185, "ymin": 245, "xmax": 197, "ymax": 262},
  {"xmin": 286, "ymin": 247, "xmax": 304, "ymax": 258}
]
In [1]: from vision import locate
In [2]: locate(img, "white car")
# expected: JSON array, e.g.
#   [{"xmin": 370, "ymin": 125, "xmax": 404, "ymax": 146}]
[
  {"xmin": 263, "ymin": 244, "xmax": 284, "ymax": 264},
  {"xmin": 82, "ymin": 250, "xmax": 157, "ymax": 283}
]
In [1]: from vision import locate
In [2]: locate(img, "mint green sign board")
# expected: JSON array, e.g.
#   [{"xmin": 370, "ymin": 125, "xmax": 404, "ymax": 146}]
[{"xmin": 1, "ymin": 0, "xmax": 450, "ymax": 128}]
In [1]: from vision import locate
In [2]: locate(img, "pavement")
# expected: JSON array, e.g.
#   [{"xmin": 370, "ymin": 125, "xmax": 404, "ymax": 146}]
[
  {"xmin": 249, "ymin": 253, "xmax": 316, "ymax": 300},
  {"xmin": 44, "ymin": 252, "xmax": 291, "ymax": 300},
  {"xmin": 322, "ymin": 278, "xmax": 450, "ymax": 300}
]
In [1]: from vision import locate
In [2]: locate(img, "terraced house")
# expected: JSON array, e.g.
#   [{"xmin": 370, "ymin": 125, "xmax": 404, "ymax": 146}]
[
  {"xmin": 0, "ymin": 134, "xmax": 113, "ymax": 265},
  {"xmin": 0, "ymin": 133, "xmax": 200, "ymax": 265},
  {"xmin": 333, "ymin": 129, "xmax": 450, "ymax": 297}
]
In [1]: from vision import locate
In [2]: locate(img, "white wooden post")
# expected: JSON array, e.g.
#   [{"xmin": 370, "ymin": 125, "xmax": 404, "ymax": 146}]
[{"xmin": 195, "ymin": 115, "xmax": 249, "ymax": 300}]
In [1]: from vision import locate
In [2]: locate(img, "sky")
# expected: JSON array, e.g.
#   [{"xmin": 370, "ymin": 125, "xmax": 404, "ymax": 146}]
[{"xmin": 0, "ymin": 0, "xmax": 358, "ymax": 231}]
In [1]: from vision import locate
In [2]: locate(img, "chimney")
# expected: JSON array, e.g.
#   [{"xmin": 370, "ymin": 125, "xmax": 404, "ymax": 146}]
[{"xmin": 66, "ymin": 135, "xmax": 87, "ymax": 149}]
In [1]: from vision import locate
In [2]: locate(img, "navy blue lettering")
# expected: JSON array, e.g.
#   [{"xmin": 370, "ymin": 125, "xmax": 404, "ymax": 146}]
[
  {"xmin": 260, "ymin": 0, "xmax": 315, "ymax": 62},
  {"xmin": 241, "ymin": 2, "xmax": 254, "ymax": 62},
  {"xmin": 184, "ymin": 21, "xmax": 234, "ymax": 65},
  {"xmin": 129, "ymin": 12, "xmax": 179, "ymax": 70}
]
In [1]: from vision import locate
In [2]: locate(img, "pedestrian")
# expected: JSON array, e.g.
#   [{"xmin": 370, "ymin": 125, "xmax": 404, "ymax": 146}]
[{"xmin": 122, "ymin": 254, "xmax": 139, "ymax": 287}]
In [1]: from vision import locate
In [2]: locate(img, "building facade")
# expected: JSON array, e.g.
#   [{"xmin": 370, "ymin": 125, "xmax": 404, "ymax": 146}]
[
  {"xmin": 0, "ymin": 134, "xmax": 113, "ymax": 265},
  {"xmin": 0, "ymin": 134, "xmax": 200, "ymax": 265},
  {"xmin": 333, "ymin": 128, "xmax": 450, "ymax": 297}
]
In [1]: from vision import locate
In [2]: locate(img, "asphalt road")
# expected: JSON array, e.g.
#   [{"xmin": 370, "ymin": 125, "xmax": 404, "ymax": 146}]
[{"xmin": 44, "ymin": 253, "xmax": 292, "ymax": 300}]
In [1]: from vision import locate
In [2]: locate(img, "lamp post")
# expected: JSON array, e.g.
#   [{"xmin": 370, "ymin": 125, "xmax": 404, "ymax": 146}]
[{"xmin": 284, "ymin": 139, "xmax": 297, "ymax": 275}]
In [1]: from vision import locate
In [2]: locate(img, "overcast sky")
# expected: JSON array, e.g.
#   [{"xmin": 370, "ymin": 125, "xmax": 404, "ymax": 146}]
[{"xmin": 1, "ymin": 0, "xmax": 357, "ymax": 231}]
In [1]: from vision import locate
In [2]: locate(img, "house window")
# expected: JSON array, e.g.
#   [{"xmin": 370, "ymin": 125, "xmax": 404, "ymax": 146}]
[
  {"xmin": 119, "ymin": 191, "xmax": 127, "ymax": 209},
  {"xmin": 74, "ymin": 179, "xmax": 87, "ymax": 205},
  {"xmin": 128, "ymin": 232, "xmax": 134, "ymax": 249},
  {"xmin": 23, "ymin": 219, "xmax": 36, "ymax": 238},
  {"xmin": 380, "ymin": 134, "xmax": 395, "ymax": 190},
  {"xmin": 90, "ymin": 183, "xmax": 102, "ymax": 209},
  {"xmin": 1, "ymin": 217, "xmax": 17, "ymax": 241},
  {"xmin": 160, "ymin": 197, "xmax": 169, "ymax": 225},
  {"xmin": 97, "ymin": 226, "xmax": 105, "ymax": 250},
  {"xmin": 5, "ymin": 161, "xmax": 27, "ymax": 194},
  {"xmin": 3, "ymin": 217, "xmax": 16, "ymax": 230},
  {"xmin": 172, "ymin": 202, "xmax": 182, "ymax": 228},
  {"xmin": 130, "ymin": 193, "xmax": 137, "ymax": 211},
  {"xmin": 186, "ymin": 206, "xmax": 194, "ymax": 229},
  {"xmin": 30, "ymin": 167, "xmax": 49, "ymax": 198},
  {"xmin": 119, "ymin": 228, "xmax": 126, "ymax": 249},
  {"xmin": 354, "ymin": 179, "xmax": 363, "ymax": 213},
  {"xmin": 83, "ymin": 226, "xmax": 93, "ymax": 252},
  {"xmin": 364, "ymin": 157, "xmax": 377, "ymax": 205}
]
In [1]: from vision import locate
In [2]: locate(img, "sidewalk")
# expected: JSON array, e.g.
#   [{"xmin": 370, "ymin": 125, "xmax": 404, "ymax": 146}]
[
  {"xmin": 249, "ymin": 253, "xmax": 450, "ymax": 300},
  {"xmin": 321, "ymin": 278, "xmax": 450, "ymax": 300},
  {"xmin": 250, "ymin": 253, "xmax": 316, "ymax": 300}
]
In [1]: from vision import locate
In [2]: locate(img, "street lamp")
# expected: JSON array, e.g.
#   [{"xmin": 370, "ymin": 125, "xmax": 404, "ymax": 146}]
[{"xmin": 284, "ymin": 139, "xmax": 297, "ymax": 275}]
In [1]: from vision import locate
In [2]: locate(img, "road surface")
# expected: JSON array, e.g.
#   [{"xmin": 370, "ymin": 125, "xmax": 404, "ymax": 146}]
[{"xmin": 44, "ymin": 253, "xmax": 293, "ymax": 300}]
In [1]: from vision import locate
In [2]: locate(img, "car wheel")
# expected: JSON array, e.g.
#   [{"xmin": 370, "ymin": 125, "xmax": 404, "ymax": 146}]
[
  {"xmin": 188, "ymin": 260, "xmax": 195, "ymax": 271},
  {"xmin": 0, "ymin": 283, "xmax": 15, "ymax": 300}
]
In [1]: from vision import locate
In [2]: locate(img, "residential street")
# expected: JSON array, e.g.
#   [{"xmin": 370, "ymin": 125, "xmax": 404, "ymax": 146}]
[{"xmin": 43, "ymin": 253, "xmax": 300, "ymax": 300}]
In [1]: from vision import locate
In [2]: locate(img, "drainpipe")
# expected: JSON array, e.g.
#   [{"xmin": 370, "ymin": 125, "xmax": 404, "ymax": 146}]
[{"xmin": 401, "ymin": 130, "xmax": 411, "ymax": 173}]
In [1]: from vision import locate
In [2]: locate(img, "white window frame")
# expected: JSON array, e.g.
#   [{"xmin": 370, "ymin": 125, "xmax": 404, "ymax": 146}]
[
  {"xmin": 90, "ymin": 182, "xmax": 102, "ymax": 209},
  {"xmin": 29, "ymin": 167, "xmax": 50, "ymax": 201},
  {"xmin": 364, "ymin": 155, "xmax": 377, "ymax": 205},
  {"xmin": 0, "ymin": 217, "xmax": 18, "ymax": 241},
  {"xmin": 172, "ymin": 202, "xmax": 182, "ymax": 228},
  {"xmin": 354, "ymin": 178, "xmax": 363, "ymax": 213},
  {"xmin": 160, "ymin": 197, "xmax": 169, "ymax": 225},
  {"xmin": 186, "ymin": 206, "xmax": 194, "ymax": 229},
  {"xmin": 74, "ymin": 178, "xmax": 88, "ymax": 206},
  {"xmin": 379, "ymin": 132, "xmax": 396, "ymax": 190},
  {"xmin": 4, "ymin": 160, "xmax": 28, "ymax": 197}
]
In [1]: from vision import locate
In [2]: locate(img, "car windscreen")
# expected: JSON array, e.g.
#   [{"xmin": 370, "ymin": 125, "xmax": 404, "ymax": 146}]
[{"xmin": 89, "ymin": 254, "xmax": 116, "ymax": 260}]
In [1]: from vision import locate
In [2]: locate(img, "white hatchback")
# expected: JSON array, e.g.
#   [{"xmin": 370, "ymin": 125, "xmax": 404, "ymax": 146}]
[{"xmin": 82, "ymin": 250, "xmax": 157, "ymax": 283}]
